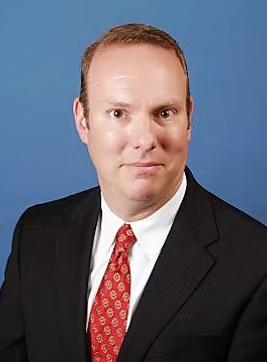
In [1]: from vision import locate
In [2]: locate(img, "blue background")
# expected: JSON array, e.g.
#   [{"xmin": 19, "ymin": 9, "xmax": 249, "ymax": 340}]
[{"xmin": 1, "ymin": 0, "xmax": 267, "ymax": 283}]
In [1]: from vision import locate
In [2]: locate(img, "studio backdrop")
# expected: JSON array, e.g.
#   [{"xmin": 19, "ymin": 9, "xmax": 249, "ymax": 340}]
[{"xmin": 0, "ymin": 0, "xmax": 267, "ymax": 282}]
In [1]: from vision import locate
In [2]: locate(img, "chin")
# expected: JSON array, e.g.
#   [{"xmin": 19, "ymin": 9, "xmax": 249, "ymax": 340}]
[{"xmin": 127, "ymin": 186, "xmax": 159, "ymax": 202}]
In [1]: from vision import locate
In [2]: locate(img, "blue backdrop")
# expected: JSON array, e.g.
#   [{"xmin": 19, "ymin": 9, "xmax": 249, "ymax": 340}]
[{"xmin": 1, "ymin": 0, "xmax": 267, "ymax": 282}]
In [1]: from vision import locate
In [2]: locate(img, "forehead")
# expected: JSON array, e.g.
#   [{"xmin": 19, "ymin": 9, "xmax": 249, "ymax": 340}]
[{"xmin": 87, "ymin": 44, "xmax": 187, "ymax": 102}]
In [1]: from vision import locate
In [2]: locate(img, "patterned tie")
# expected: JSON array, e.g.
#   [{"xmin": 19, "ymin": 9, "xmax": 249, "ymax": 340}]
[{"xmin": 89, "ymin": 223, "xmax": 136, "ymax": 362}]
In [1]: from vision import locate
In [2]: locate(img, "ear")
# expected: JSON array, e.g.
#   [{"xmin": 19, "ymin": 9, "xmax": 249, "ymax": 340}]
[
  {"xmin": 187, "ymin": 95, "xmax": 194, "ymax": 140},
  {"xmin": 73, "ymin": 97, "xmax": 88, "ymax": 144}
]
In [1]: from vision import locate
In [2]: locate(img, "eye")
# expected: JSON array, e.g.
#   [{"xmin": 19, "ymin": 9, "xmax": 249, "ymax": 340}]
[
  {"xmin": 158, "ymin": 108, "xmax": 175, "ymax": 119},
  {"xmin": 110, "ymin": 109, "xmax": 125, "ymax": 119}
]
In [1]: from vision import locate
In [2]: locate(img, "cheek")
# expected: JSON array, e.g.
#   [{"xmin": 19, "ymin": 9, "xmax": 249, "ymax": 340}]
[
  {"xmin": 161, "ymin": 130, "xmax": 189, "ymax": 153},
  {"xmin": 88, "ymin": 127, "xmax": 125, "ymax": 159}
]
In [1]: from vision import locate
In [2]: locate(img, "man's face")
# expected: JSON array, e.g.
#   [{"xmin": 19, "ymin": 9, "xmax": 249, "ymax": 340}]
[{"xmin": 75, "ymin": 44, "xmax": 193, "ymax": 215}]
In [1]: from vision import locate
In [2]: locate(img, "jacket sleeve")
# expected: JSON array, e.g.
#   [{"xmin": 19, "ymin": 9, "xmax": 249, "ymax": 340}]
[
  {"xmin": 0, "ymin": 216, "xmax": 28, "ymax": 362},
  {"xmin": 227, "ymin": 273, "xmax": 267, "ymax": 362}
]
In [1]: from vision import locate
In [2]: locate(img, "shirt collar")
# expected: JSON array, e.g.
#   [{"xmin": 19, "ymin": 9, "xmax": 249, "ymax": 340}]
[
  {"xmin": 131, "ymin": 172, "xmax": 187, "ymax": 260},
  {"xmin": 100, "ymin": 172, "xmax": 187, "ymax": 259}
]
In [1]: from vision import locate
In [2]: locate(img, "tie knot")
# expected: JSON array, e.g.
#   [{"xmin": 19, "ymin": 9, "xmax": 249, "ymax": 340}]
[{"xmin": 115, "ymin": 223, "xmax": 136, "ymax": 255}]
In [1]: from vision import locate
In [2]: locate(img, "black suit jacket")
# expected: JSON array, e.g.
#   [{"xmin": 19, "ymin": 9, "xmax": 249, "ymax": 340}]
[{"xmin": 1, "ymin": 168, "xmax": 267, "ymax": 361}]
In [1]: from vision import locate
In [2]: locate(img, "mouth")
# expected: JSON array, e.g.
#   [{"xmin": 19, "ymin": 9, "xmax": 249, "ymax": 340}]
[{"xmin": 123, "ymin": 162, "xmax": 162, "ymax": 172}]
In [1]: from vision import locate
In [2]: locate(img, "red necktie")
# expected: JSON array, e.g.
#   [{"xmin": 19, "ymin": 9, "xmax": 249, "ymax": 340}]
[{"xmin": 89, "ymin": 223, "xmax": 136, "ymax": 361}]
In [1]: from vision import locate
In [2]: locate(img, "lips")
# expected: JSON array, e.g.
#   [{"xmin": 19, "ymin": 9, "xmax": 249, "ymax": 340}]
[
  {"xmin": 127, "ymin": 162, "xmax": 160, "ymax": 167},
  {"xmin": 122, "ymin": 162, "xmax": 162, "ymax": 173}
]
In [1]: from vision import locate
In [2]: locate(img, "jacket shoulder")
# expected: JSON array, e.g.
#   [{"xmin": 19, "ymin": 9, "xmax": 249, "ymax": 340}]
[
  {"xmin": 20, "ymin": 187, "xmax": 100, "ymax": 227},
  {"xmin": 185, "ymin": 167, "xmax": 267, "ymax": 241},
  {"xmin": 206, "ymin": 187, "xmax": 267, "ymax": 234}
]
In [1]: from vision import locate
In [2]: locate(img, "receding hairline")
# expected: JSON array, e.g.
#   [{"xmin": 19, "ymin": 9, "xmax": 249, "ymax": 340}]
[
  {"xmin": 88, "ymin": 42, "xmax": 185, "ymax": 72},
  {"xmin": 82, "ymin": 34, "xmax": 188, "ymax": 77}
]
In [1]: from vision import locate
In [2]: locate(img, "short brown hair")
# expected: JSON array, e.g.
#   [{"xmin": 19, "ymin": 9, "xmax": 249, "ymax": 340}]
[{"xmin": 79, "ymin": 23, "xmax": 191, "ymax": 120}]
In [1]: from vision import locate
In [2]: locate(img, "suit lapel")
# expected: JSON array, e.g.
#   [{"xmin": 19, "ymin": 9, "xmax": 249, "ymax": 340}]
[
  {"xmin": 118, "ymin": 169, "xmax": 219, "ymax": 362},
  {"xmin": 55, "ymin": 189, "xmax": 100, "ymax": 361}
]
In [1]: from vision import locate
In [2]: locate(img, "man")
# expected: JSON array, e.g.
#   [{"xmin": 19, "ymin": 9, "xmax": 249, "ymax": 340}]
[{"xmin": 0, "ymin": 23, "xmax": 267, "ymax": 362}]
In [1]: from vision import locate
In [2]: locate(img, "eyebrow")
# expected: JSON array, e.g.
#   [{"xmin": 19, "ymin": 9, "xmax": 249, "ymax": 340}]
[
  {"xmin": 105, "ymin": 101, "xmax": 132, "ymax": 108},
  {"xmin": 156, "ymin": 100, "xmax": 184, "ymax": 107}
]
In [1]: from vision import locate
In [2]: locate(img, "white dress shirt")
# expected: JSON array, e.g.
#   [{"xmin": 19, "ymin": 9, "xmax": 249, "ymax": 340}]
[{"xmin": 87, "ymin": 173, "xmax": 187, "ymax": 329}]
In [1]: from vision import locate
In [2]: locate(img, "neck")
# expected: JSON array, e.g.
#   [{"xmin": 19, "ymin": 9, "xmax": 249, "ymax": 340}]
[{"xmin": 101, "ymin": 177, "xmax": 184, "ymax": 222}]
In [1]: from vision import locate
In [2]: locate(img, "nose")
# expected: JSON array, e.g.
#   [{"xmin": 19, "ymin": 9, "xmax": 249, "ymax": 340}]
[{"xmin": 130, "ymin": 114, "xmax": 157, "ymax": 152}]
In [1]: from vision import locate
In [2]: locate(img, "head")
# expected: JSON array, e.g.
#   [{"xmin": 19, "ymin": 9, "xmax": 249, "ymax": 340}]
[{"xmin": 74, "ymin": 23, "xmax": 194, "ymax": 220}]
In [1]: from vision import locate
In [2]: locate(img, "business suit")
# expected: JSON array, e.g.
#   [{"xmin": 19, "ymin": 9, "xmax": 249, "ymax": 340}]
[{"xmin": 1, "ymin": 167, "xmax": 267, "ymax": 361}]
